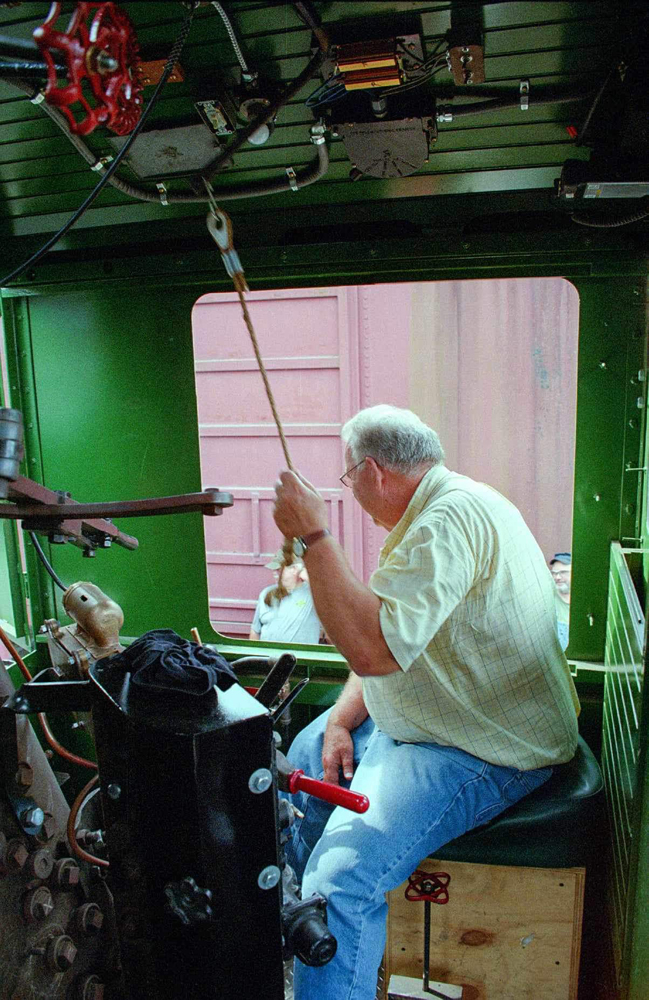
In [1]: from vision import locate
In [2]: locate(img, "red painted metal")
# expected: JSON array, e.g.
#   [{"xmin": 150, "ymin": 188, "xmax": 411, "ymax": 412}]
[{"xmin": 34, "ymin": 2, "xmax": 142, "ymax": 136}]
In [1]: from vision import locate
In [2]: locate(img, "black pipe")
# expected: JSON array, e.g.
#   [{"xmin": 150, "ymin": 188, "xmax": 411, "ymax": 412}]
[
  {"xmin": 438, "ymin": 90, "xmax": 587, "ymax": 119},
  {"xmin": 0, "ymin": 61, "xmax": 51, "ymax": 80}
]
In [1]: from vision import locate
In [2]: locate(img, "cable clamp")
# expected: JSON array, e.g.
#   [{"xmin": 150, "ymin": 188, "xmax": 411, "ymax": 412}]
[
  {"xmin": 91, "ymin": 155, "xmax": 114, "ymax": 173},
  {"xmin": 310, "ymin": 123, "xmax": 327, "ymax": 145},
  {"xmin": 30, "ymin": 90, "xmax": 46, "ymax": 105},
  {"xmin": 519, "ymin": 79, "xmax": 530, "ymax": 111},
  {"xmin": 286, "ymin": 166, "xmax": 298, "ymax": 192},
  {"xmin": 156, "ymin": 182, "xmax": 169, "ymax": 206}
]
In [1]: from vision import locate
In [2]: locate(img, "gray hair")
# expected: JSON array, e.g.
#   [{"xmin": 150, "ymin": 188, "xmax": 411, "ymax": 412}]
[{"xmin": 341, "ymin": 405, "xmax": 445, "ymax": 474}]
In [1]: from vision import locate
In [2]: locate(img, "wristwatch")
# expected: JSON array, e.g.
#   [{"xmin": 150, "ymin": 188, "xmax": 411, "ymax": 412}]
[{"xmin": 296, "ymin": 528, "xmax": 331, "ymax": 555}]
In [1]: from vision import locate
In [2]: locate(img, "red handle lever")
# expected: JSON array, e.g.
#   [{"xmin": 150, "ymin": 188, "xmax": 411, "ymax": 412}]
[{"xmin": 287, "ymin": 769, "xmax": 369, "ymax": 814}]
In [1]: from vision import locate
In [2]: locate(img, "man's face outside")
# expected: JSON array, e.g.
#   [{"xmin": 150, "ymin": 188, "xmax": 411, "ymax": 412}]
[{"xmin": 550, "ymin": 561, "xmax": 572, "ymax": 601}]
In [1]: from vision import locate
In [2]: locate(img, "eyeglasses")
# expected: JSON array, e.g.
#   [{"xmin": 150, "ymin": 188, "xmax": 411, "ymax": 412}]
[{"xmin": 340, "ymin": 459, "xmax": 365, "ymax": 488}]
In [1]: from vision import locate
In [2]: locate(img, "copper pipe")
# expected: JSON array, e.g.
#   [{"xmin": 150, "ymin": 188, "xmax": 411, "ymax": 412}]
[
  {"xmin": 66, "ymin": 774, "xmax": 108, "ymax": 868},
  {"xmin": 0, "ymin": 623, "xmax": 97, "ymax": 770}
]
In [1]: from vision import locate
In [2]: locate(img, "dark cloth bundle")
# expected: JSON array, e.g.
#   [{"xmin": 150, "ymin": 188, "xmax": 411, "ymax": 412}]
[{"xmin": 107, "ymin": 628, "xmax": 237, "ymax": 698}]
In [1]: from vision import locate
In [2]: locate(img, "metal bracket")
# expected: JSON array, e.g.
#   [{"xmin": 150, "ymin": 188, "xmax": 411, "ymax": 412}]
[
  {"xmin": 156, "ymin": 182, "xmax": 169, "ymax": 206},
  {"xmin": 91, "ymin": 155, "xmax": 114, "ymax": 172},
  {"xmin": 519, "ymin": 79, "xmax": 530, "ymax": 111},
  {"xmin": 4, "ymin": 679, "xmax": 93, "ymax": 714},
  {"xmin": 0, "ymin": 698, "xmax": 20, "ymax": 784},
  {"xmin": 286, "ymin": 166, "xmax": 298, "ymax": 192}
]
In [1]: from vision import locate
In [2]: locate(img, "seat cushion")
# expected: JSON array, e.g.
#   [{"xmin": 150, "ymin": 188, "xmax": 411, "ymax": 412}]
[{"xmin": 433, "ymin": 736, "xmax": 603, "ymax": 869}]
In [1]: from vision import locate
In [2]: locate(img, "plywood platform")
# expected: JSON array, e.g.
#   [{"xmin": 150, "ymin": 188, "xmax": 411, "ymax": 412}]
[{"xmin": 386, "ymin": 858, "xmax": 585, "ymax": 1000}]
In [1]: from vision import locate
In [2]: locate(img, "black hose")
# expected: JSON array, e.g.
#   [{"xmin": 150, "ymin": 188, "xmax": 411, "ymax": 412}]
[
  {"xmin": 28, "ymin": 531, "xmax": 66, "ymax": 592},
  {"xmin": 0, "ymin": 2, "xmax": 199, "ymax": 288}
]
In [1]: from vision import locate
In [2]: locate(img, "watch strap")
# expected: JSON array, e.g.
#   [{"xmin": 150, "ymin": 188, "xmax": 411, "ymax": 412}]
[{"xmin": 300, "ymin": 528, "xmax": 331, "ymax": 550}]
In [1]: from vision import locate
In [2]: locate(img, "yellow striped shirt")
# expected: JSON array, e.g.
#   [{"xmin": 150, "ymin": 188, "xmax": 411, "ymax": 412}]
[{"xmin": 362, "ymin": 466, "xmax": 579, "ymax": 770}]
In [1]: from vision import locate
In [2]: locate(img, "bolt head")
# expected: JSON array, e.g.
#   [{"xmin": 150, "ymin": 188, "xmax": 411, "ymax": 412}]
[
  {"xmin": 5, "ymin": 838, "xmax": 28, "ymax": 871},
  {"xmin": 76, "ymin": 902, "xmax": 104, "ymax": 936},
  {"xmin": 21, "ymin": 805, "xmax": 45, "ymax": 828},
  {"xmin": 37, "ymin": 812, "xmax": 57, "ymax": 843},
  {"xmin": 46, "ymin": 934, "xmax": 77, "ymax": 972},
  {"xmin": 23, "ymin": 885, "xmax": 54, "ymax": 922},
  {"xmin": 26, "ymin": 848, "xmax": 54, "ymax": 880},
  {"xmin": 78, "ymin": 976, "xmax": 105, "ymax": 1000},
  {"xmin": 53, "ymin": 857, "xmax": 81, "ymax": 887}
]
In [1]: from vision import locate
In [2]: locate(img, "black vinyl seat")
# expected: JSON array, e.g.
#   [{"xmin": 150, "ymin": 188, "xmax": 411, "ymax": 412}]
[{"xmin": 432, "ymin": 736, "xmax": 603, "ymax": 869}]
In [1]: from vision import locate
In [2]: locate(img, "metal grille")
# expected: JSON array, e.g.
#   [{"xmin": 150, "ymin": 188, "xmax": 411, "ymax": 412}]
[{"xmin": 602, "ymin": 542, "xmax": 645, "ymax": 982}]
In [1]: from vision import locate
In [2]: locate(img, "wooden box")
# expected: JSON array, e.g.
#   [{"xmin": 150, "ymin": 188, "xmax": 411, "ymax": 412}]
[{"xmin": 386, "ymin": 858, "xmax": 585, "ymax": 1000}]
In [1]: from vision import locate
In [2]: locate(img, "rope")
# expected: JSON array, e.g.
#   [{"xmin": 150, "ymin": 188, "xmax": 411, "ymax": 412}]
[
  {"xmin": 235, "ymin": 290, "xmax": 297, "ymax": 567},
  {"xmin": 235, "ymin": 289, "xmax": 294, "ymax": 473},
  {"xmin": 205, "ymin": 196, "xmax": 297, "ymax": 564}
]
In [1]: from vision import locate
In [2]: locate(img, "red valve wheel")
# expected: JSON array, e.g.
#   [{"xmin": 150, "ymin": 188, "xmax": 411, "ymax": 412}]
[{"xmin": 34, "ymin": 2, "xmax": 143, "ymax": 136}]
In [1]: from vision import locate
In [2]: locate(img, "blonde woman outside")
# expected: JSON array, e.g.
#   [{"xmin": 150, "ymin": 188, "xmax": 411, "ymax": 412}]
[{"xmin": 250, "ymin": 550, "xmax": 322, "ymax": 644}]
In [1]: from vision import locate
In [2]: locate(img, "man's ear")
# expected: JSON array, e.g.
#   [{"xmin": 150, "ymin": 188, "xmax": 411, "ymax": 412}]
[{"xmin": 364, "ymin": 456, "xmax": 385, "ymax": 485}]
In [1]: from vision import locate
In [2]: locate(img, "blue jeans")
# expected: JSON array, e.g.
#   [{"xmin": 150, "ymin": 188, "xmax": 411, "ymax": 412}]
[{"xmin": 283, "ymin": 708, "xmax": 552, "ymax": 1000}]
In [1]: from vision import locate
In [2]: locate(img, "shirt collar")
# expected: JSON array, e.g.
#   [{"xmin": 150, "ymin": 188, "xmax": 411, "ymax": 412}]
[{"xmin": 380, "ymin": 465, "xmax": 452, "ymax": 562}]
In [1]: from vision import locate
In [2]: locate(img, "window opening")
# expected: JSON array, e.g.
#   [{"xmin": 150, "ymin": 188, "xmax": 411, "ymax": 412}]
[{"xmin": 191, "ymin": 277, "xmax": 579, "ymax": 647}]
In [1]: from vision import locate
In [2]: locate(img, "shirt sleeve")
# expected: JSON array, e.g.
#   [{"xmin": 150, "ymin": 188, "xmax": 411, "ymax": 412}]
[
  {"xmin": 371, "ymin": 506, "xmax": 481, "ymax": 671},
  {"xmin": 251, "ymin": 593, "xmax": 265, "ymax": 634}
]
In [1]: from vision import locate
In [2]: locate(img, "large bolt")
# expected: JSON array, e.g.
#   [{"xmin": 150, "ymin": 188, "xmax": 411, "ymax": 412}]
[
  {"xmin": 76, "ymin": 975, "xmax": 105, "ymax": 1000},
  {"xmin": 5, "ymin": 838, "xmax": 29, "ymax": 871},
  {"xmin": 249, "ymin": 768, "xmax": 273, "ymax": 794},
  {"xmin": 53, "ymin": 857, "xmax": 81, "ymax": 888},
  {"xmin": 23, "ymin": 885, "xmax": 54, "ymax": 923},
  {"xmin": 75, "ymin": 902, "xmax": 104, "ymax": 937},
  {"xmin": 21, "ymin": 805, "xmax": 45, "ymax": 828},
  {"xmin": 257, "ymin": 865, "xmax": 281, "ymax": 890},
  {"xmin": 46, "ymin": 933, "xmax": 77, "ymax": 972},
  {"xmin": 26, "ymin": 848, "xmax": 54, "ymax": 880}
]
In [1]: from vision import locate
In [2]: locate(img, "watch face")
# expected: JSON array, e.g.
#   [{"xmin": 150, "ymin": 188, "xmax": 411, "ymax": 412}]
[{"xmin": 295, "ymin": 537, "xmax": 307, "ymax": 556}]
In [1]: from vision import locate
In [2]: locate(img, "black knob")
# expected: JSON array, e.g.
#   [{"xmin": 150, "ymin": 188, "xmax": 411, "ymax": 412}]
[{"xmin": 291, "ymin": 915, "xmax": 337, "ymax": 967}]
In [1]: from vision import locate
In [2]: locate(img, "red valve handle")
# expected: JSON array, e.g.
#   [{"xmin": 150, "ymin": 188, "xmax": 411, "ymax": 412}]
[
  {"xmin": 34, "ymin": 2, "xmax": 142, "ymax": 136},
  {"xmin": 287, "ymin": 769, "xmax": 369, "ymax": 814}
]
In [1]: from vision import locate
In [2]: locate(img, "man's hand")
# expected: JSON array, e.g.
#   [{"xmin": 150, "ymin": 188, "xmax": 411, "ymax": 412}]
[
  {"xmin": 322, "ymin": 721, "xmax": 355, "ymax": 785},
  {"xmin": 273, "ymin": 469, "xmax": 328, "ymax": 539}
]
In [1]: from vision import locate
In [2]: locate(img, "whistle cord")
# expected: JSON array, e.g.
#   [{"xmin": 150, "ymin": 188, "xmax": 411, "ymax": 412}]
[
  {"xmin": 207, "ymin": 199, "xmax": 297, "ymax": 562},
  {"xmin": 236, "ymin": 289, "xmax": 294, "ymax": 473}
]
